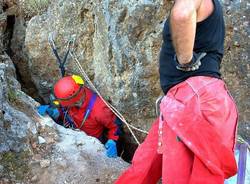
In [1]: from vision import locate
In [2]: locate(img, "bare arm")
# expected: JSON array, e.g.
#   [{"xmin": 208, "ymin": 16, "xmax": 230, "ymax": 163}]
[{"xmin": 170, "ymin": 0, "xmax": 203, "ymax": 64}]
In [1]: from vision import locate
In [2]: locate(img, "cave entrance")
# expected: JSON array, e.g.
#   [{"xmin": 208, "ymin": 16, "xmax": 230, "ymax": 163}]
[
  {"xmin": 2, "ymin": 4, "xmax": 43, "ymax": 103},
  {"xmin": 119, "ymin": 132, "xmax": 140, "ymax": 163},
  {"xmin": 2, "ymin": 3, "xmax": 141, "ymax": 163}
]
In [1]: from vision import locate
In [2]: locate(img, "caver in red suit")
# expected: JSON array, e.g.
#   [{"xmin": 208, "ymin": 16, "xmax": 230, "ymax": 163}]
[
  {"xmin": 115, "ymin": 77, "xmax": 238, "ymax": 184},
  {"xmin": 115, "ymin": 0, "xmax": 238, "ymax": 183},
  {"xmin": 50, "ymin": 75, "xmax": 122, "ymax": 158}
]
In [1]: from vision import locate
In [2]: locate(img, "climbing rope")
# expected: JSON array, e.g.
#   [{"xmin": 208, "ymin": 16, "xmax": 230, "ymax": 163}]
[{"xmin": 69, "ymin": 51, "xmax": 149, "ymax": 145}]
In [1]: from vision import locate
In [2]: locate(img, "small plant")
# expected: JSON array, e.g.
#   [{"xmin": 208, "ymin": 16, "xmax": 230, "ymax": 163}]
[
  {"xmin": 7, "ymin": 89, "xmax": 17, "ymax": 103},
  {"xmin": 0, "ymin": 151, "xmax": 31, "ymax": 181}
]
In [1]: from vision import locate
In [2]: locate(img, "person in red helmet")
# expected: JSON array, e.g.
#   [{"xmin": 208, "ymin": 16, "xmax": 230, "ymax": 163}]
[{"xmin": 38, "ymin": 75, "xmax": 123, "ymax": 158}]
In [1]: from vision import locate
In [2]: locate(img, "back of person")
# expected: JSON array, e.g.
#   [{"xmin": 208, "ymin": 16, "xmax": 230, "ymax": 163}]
[{"xmin": 159, "ymin": 0, "xmax": 225, "ymax": 94}]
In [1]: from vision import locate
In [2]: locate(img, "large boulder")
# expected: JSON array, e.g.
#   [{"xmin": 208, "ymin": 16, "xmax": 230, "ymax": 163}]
[
  {"xmin": 33, "ymin": 117, "xmax": 128, "ymax": 184},
  {"xmin": 0, "ymin": 53, "xmax": 38, "ymax": 153},
  {"xmin": 0, "ymin": 53, "xmax": 39, "ymax": 182}
]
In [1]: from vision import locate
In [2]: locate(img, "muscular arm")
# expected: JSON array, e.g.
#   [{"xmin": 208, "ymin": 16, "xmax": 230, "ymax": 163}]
[{"xmin": 170, "ymin": 0, "xmax": 203, "ymax": 64}]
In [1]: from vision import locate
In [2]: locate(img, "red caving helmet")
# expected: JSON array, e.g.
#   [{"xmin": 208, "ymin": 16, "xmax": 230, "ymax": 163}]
[{"xmin": 53, "ymin": 75, "xmax": 85, "ymax": 107}]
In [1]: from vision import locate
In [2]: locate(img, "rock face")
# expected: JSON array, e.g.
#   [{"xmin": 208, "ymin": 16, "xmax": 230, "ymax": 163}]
[
  {"xmin": 0, "ymin": 53, "xmax": 38, "ymax": 153},
  {"xmin": 222, "ymin": 0, "xmax": 250, "ymax": 139},
  {"xmin": 0, "ymin": 53, "xmax": 38, "ymax": 182},
  {"xmin": 0, "ymin": 1, "xmax": 7, "ymax": 52},
  {"xmin": 0, "ymin": 0, "xmax": 249, "ymax": 182},
  {"xmin": 31, "ymin": 117, "xmax": 129, "ymax": 184}
]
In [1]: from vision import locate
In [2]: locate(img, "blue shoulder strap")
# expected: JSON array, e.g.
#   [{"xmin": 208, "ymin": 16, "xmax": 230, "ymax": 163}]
[{"xmin": 79, "ymin": 93, "xmax": 97, "ymax": 129}]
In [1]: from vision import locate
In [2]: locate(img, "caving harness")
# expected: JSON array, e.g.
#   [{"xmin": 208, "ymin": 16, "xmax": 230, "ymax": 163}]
[{"xmin": 58, "ymin": 93, "xmax": 97, "ymax": 129}]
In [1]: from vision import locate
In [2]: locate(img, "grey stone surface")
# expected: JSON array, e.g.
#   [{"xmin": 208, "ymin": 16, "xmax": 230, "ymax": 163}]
[
  {"xmin": 222, "ymin": 0, "xmax": 250, "ymax": 139},
  {"xmin": 0, "ymin": 53, "xmax": 38, "ymax": 153},
  {"xmin": 34, "ymin": 117, "xmax": 129, "ymax": 184}
]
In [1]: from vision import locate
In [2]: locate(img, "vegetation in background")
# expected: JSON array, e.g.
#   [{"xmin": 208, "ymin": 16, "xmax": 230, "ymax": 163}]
[
  {"xmin": 7, "ymin": 89, "xmax": 18, "ymax": 103},
  {"xmin": 0, "ymin": 151, "xmax": 30, "ymax": 181},
  {"xmin": 19, "ymin": 0, "xmax": 51, "ymax": 18}
]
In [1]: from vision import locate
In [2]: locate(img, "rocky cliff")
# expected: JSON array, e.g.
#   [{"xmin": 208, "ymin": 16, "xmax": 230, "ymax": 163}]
[{"xmin": 0, "ymin": 0, "xmax": 249, "ymax": 183}]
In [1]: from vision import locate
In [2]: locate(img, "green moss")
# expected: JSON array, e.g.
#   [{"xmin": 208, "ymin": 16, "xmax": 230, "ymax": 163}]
[
  {"xmin": 0, "ymin": 151, "xmax": 31, "ymax": 181},
  {"xmin": 7, "ymin": 89, "xmax": 17, "ymax": 103}
]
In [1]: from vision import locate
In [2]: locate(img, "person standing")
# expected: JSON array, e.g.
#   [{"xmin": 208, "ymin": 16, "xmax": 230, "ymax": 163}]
[{"xmin": 115, "ymin": 0, "xmax": 238, "ymax": 183}]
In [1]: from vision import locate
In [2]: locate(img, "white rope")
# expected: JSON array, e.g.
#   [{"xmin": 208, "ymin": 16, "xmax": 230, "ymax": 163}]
[{"xmin": 69, "ymin": 51, "xmax": 149, "ymax": 145}]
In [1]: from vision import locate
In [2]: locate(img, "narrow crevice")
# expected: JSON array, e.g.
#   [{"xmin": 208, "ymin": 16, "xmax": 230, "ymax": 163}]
[
  {"xmin": 4, "ymin": 15, "xmax": 14, "ymax": 57},
  {"xmin": 3, "ymin": 12, "xmax": 44, "ymax": 103}
]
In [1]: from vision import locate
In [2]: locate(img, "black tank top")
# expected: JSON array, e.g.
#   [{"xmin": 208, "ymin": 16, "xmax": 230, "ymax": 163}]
[{"xmin": 159, "ymin": 0, "xmax": 225, "ymax": 94}]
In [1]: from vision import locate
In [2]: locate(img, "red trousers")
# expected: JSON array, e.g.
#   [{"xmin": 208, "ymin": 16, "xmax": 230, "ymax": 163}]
[{"xmin": 115, "ymin": 76, "xmax": 238, "ymax": 184}]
